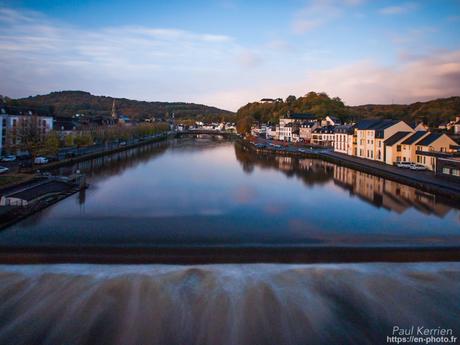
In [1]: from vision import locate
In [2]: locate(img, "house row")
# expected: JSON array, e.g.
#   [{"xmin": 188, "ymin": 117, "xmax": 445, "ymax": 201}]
[
  {"xmin": 253, "ymin": 113, "xmax": 342, "ymax": 144},
  {"xmin": 438, "ymin": 116, "xmax": 460, "ymax": 134},
  {"xmin": 333, "ymin": 119, "xmax": 459, "ymax": 172}
]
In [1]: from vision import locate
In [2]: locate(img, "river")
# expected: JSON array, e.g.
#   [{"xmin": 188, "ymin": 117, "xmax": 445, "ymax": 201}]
[{"xmin": 0, "ymin": 136, "xmax": 459, "ymax": 344}]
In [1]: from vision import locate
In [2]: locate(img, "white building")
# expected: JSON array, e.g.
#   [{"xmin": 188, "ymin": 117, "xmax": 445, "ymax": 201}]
[
  {"xmin": 322, "ymin": 115, "xmax": 342, "ymax": 126},
  {"xmin": 0, "ymin": 108, "xmax": 53, "ymax": 155},
  {"xmin": 279, "ymin": 123, "xmax": 294, "ymax": 142},
  {"xmin": 265, "ymin": 125, "xmax": 278, "ymax": 140},
  {"xmin": 454, "ymin": 116, "xmax": 460, "ymax": 135},
  {"xmin": 312, "ymin": 126, "xmax": 335, "ymax": 146},
  {"xmin": 334, "ymin": 125, "xmax": 355, "ymax": 155}
]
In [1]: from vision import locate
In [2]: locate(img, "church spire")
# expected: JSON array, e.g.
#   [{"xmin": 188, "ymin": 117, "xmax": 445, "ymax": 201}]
[{"xmin": 111, "ymin": 99, "xmax": 117, "ymax": 119}]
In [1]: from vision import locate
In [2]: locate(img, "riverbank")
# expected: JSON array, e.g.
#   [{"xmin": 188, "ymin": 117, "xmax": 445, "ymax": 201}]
[
  {"xmin": 0, "ymin": 177, "xmax": 85, "ymax": 230},
  {"xmin": 33, "ymin": 133, "xmax": 169, "ymax": 172},
  {"xmin": 239, "ymin": 138, "xmax": 460, "ymax": 201}
]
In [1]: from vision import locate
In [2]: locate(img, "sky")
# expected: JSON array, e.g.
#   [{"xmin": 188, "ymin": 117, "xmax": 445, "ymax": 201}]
[{"xmin": 0, "ymin": 0, "xmax": 459, "ymax": 111}]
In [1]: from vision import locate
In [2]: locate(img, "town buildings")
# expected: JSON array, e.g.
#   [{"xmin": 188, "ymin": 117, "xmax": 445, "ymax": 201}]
[
  {"xmin": 334, "ymin": 119, "xmax": 458, "ymax": 172},
  {"xmin": 299, "ymin": 122, "xmax": 319, "ymax": 142},
  {"xmin": 414, "ymin": 133, "xmax": 458, "ymax": 171},
  {"xmin": 355, "ymin": 119, "xmax": 414, "ymax": 162},
  {"xmin": 312, "ymin": 125, "xmax": 335, "ymax": 146},
  {"xmin": 0, "ymin": 106, "xmax": 53, "ymax": 155},
  {"xmin": 250, "ymin": 111, "xmax": 459, "ymax": 176},
  {"xmin": 334, "ymin": 125, "xmax": 355, "ymax": 155}
]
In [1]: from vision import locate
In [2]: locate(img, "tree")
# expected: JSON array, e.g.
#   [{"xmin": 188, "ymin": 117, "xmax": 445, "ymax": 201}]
[
  {"xmin": 13, "ymin": 115, "xmax": 47, "ymax": 157},
  {"xmin": 286, "ymin": 95, "xmax": 296, "ymax": 104},
  {"xmin": 39, "ymin": 131, "xmax": 61, "ymax": 156}
]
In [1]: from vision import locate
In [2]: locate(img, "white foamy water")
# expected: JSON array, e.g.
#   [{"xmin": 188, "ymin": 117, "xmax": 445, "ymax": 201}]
[{"xmin": 0, "ymin": 263, "xmax": 459, "ymax": 345}]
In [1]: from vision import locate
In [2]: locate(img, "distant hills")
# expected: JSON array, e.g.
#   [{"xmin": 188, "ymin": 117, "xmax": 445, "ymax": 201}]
[
  {"xmin": 350, "ymin": 97, "xmax": 460, "ymax": 125},
  {"xmin": 236, "ymin": 92, "xmax": 460, "ymax": 133},
  {"xmin": 5, "ymin": 91, "xmax": 235, "ymax": 121},
  {"xmin": 3, "ymin": 91, "xmax": 460, "ymax": 130}
]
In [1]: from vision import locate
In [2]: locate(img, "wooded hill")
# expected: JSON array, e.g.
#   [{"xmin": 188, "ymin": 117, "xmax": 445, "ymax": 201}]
[
  {"xmin": 5, "ymin": 91, "xmax": 235, "ymax": 122},
  {"xmin": 236, "ymin": 92, "xmax": 460, "ymax": 133}
]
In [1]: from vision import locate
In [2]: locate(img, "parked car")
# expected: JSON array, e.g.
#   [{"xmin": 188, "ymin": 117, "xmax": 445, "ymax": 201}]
[
  {"xmin": 0, "ymin": 166, "xmax": 9, "ymax": 174},
  {"xmin": 34, "ymin": 157, "xmax": 49, "ymax": 165},
  {"xmin": 396, "ymin": 161, "xmax": 412, "ymax": 168},
  {"xmin": 1, "ymin": 155, "xmax": 16, "ymax": 162},
  {"xmin": 16, "ymin": 153, "xmax": 32, "ymax": 161},
  {"xmin": 409, "ymin": 164, "xmax": 427, "ymax": 171}
]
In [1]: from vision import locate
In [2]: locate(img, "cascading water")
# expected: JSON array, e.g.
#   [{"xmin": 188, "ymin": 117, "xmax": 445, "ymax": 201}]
[{"xmin": 1, "ymin": 263, "xmax": 459, "ymax": 345}]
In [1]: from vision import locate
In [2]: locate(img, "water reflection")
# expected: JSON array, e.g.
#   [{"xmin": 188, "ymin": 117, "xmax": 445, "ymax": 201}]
[
  {"xmin": 0, "ymin": 137, "xmax": 459, "ymax": 248},
  {"xmin": 234, "ymin": 143, "xmax": 458, "ymax": 217}
]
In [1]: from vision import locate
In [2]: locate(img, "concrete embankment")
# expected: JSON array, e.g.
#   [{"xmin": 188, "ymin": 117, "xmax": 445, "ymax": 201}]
[
  {"xmin": 33, "ymin": 134, "xmax": 169, "ymax": 172},
  {"xmin": 0, "ymin": 177, "xmax": 85, "ymax": 230},
  {"xmin": 239, "ymin": 139, "xmax": 460, "ymax": 201}
]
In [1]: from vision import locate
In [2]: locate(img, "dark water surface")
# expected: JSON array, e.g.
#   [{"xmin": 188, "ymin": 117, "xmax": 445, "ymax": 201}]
[{"xmin": 0, "ymin": 136, "xmax": 459, "ymax": 248}]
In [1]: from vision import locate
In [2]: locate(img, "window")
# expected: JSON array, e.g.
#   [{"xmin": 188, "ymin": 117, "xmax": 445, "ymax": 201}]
[
  {"xmin": 453, "ymin": 169, "xmax": 460, "ymax": 177},
  {"xmin": 397, "ymin": 145, "xmax": 401, "ymax": 152},
  {"xmin": 443, "ymin": 167, "xmax": 451, "ymax": 175}
]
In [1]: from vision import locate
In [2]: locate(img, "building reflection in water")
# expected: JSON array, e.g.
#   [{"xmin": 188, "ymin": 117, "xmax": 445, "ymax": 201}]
[{"xmin": 234, "ymin": 143, "xmax": 457, "ymax": 217}]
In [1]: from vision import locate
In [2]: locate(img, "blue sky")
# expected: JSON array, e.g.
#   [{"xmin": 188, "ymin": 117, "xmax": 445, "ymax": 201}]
[{"xmin": 0, "ymin": 0, "xmax": 459, "ymax": 110}]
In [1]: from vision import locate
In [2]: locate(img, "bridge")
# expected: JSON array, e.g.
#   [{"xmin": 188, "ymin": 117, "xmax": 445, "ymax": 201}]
[{"xmin": 175, "ymin": 130, "xmax": 238, "ymax": 138}]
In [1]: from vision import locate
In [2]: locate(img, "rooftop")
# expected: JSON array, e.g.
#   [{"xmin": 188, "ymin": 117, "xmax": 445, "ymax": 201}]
[
  {"xmin": 334, "ymin": 125, "xmax": 354, "ymax": 134},
  {"xmin": 415, "ymin": 132, "xmax": 443, "ymax": 146},
  {"xmin": 287, "ymin": 113, "xmax": 319, "ymax": 120},
  {"xmin": 383, "ymin": 131, "xmax": 412, "ymax": 146},
  {"xmin": 356, "ymin": 119, "xmax": 400, "ymax": 131},
  {"xmin": 401, "ymin": 131, "xmax": 428, "ymax": 145}
]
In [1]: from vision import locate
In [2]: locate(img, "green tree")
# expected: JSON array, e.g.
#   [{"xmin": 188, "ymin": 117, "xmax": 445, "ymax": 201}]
[{"xmin": 39, "ymin": 131, "xmax": 60, "ymax": 156}]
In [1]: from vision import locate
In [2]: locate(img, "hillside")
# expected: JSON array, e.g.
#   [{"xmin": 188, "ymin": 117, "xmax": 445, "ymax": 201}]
[
  {"xmin": 7, "ymin": 91, "xmax": 234, "ymax": 121},
  {"xmin": 236, "ymin": 92, "xmax": 460, "ymax": 133},
  {"xmin": 349, "ymin": 97, "xmax": 460, "ymax": 125}
]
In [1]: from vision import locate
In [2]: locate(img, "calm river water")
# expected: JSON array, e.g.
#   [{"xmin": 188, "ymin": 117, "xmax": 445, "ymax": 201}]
[
  {"xmin": 1, "ymin": 136, "xmax": 460, "ymax": 345},
  {"xmin": 0, "ymin": 136, "xmax": 459, "ymax": 248}
]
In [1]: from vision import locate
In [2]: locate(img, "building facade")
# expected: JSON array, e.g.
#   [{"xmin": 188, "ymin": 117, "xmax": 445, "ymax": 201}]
[
  {"xmin": 334, "ymin": 125, "xmax": 355, "ymax": 155},
  {"xmin": 414, "ymin": 133, "xmax": 458, "ymax": 171},
  {"xmin": 355, "ymin": 119, "xmax": 413, "ymax": 162},
  {"xmin": 0, "ymin": 112, "xmax": 54, "ymax": 155}
]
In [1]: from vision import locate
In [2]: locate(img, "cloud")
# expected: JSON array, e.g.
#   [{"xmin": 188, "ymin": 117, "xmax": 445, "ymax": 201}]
[
  {"xmin": 0, "ymin": 4, "xmax": 458, "ymax": 112},
  {"xmin": 0, "ymin": 6, "xmax": 239, "ymax": 108},
  {"xmin": 379, "ymin": 2, "xmax": 418, "ymax": 15},
  {"xmin": 200, "ymin": 50, "xmax": 460, "ymax": 109},
  {"xmin": 303, "ymin": 51, "xmax": 460, "ymax": 105},
  {"xmin": 292, "ymin": 0, "xmax": 365, "ymax": 34}
]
